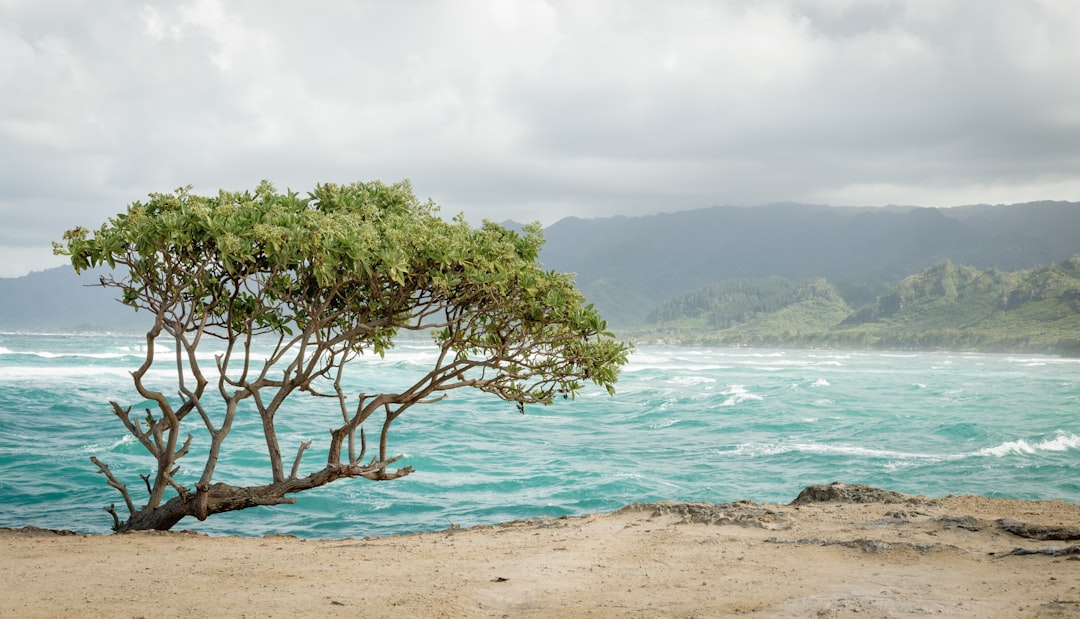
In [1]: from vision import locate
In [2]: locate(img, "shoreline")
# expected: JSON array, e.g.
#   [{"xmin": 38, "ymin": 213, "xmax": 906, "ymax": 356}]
[{"xmin": 4, "ymin": 484, "xmax": 1080, "ymax": 617}]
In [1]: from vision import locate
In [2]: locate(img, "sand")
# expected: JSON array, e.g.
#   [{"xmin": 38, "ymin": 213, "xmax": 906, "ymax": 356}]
[{"xmin": 3, "ymin": 484, "xmax": 1080, "ymax": 618}]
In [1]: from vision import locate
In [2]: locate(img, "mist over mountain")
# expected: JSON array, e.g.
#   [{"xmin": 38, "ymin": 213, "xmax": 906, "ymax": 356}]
[
  {"xmin": 2, "ymin": 201, "xmax": 1078, "ymax": 334},
  {"xmin": 0, "ymin": 266, "xmax": 135, "ymax": 332},
  {"xmin": 538, "ymin": 201, "xmax": 1080, "ymax": 327}
]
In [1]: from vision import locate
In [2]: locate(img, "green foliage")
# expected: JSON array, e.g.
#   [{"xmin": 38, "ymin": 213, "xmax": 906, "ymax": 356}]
[
  {"xmin": 53, "ymin": 180, "xmax": 629, "ymax": 531},
  {"xmin": 647, "ymin": 276, "xmax": 799, "ymax": 328},
  {"xmin": 633, "ymin": 278, "xmax": 850, "ymax": 345},
  {"xmin": 55, "ymin": 180, "xmax": 627, "ymax": 401},
  {"xmin": 629, "ymin": 257, "xmax": 1080, "ymax": 355}
]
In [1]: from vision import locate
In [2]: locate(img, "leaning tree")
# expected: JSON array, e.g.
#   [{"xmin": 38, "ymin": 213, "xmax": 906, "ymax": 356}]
[{"xmin": 55, "ymin": 180, "xmax": 629, "ymax": 532}]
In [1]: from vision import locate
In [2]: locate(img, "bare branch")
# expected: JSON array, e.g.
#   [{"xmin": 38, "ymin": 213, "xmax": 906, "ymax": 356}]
[
  {"xmin": 290, "ymin": 440, "xmax": 313, "ymax": 479},
  {"xmin": 175, "ymin": 433, "xmax": 193, "ymax": 459},
  {"xmin": 90, "ymin": 456, "xmax": 135, "ymax": 517},
  {"xmin": 103, "ymin": 504, "xmax": 120, "ymax": 532},
  {"xmin": 180, "ymin": 385, "xmax": 215, "ymax": 432},
  {"xmin": 354, "ymin": 427, "xmax": 367, "ymax": 466},
  {"xmin": 165, "ymin": 467, "xmax": 188, "ymax": 499},
  {"xmin": 110, "ymin": 402, "xmax": 157, "ymax": 455}
]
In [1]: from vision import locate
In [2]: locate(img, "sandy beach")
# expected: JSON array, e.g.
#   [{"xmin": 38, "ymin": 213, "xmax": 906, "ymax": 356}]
[{"xmin": 3, "ymin": 484, "xmax": 1079, "ymax": 618}]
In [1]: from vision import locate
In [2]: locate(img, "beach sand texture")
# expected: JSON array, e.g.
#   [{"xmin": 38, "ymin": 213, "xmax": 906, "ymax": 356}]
[{"xmin": 3, "ymin": 485, "xmax": 1080, "ymax": 618}]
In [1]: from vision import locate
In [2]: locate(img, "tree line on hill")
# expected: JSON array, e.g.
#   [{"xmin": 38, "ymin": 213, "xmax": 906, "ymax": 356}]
[{"xmin": 629, "ymin": 256, "xmax": 1080, "ymax": 356}]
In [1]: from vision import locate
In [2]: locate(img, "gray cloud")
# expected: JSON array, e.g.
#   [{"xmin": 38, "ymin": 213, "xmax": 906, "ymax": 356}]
[{"xmin": 2, "ymin": 0, "xmax": 1079, "ymax": 276}]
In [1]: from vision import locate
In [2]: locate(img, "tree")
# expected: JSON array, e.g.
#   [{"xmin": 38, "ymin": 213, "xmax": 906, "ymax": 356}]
[{"xmin": 54, "ymin": 180, "xmax": 629, "ymax": 532}]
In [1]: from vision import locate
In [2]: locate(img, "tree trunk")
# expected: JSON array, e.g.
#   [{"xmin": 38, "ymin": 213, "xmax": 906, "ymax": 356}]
[{"xmin": 116, "ymin": 463, "xmax": 414, "ymax": 532}]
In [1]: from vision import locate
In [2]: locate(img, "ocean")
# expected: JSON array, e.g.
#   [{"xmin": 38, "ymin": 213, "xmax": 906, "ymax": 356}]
[{"xmin": 1, "ymin": 332, "xmax": 1078, "ymax": 539}]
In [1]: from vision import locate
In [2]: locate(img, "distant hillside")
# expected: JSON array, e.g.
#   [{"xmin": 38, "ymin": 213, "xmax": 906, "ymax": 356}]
[
  {"xmin": 630, "ymin": 256, "xmax": 1080, "ymax": 355},
  {"xmin": 5, "ymin": 200, "xmax": 1079, "ymax": 340},
  {"xmin": 539, "ymin": 201, "xmax": 1080, "ymax": 327},
  {"xmin": 0, "ymin": 266, "xmax": 141, "ymax": 332}
]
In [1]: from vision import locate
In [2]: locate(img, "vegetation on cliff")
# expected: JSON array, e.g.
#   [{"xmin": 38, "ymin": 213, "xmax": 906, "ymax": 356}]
[{"xmin": 630, "ymin": 256, "xmax": 1080, "ymax": 355}]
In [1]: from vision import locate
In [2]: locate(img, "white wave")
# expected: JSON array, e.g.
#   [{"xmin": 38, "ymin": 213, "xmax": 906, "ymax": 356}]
[
  {"xmin": 811, "ymin": 378, "xmax": 830, "ymax": 387},
  {"xmin": 0, "ymin": 342, "xmax": 171, "ymax": 360},
  {"xmin": 1005, "ymin": 355, "xmax": 1071, "ymax": 367},
  {"xmin": 978, "ymin": 440, "xmax": 1039, "ymax": 457},
  {"xmin": 975, "ymin": 431, "xmax": 1080, "ymax": 457},
  {"xmin": 649, "ymin": 418, "xmax": 683, "ymax": 429},
  {"xmin": 669, "ymin": 375, "xmax": 717, "ymax": 386},
  {"xmin": 622, "ymin": 350, "xmax": 674, "ymax": 366},
  {"xmin": 656, "ymin": 397, "xmax": 681, "ymax": 412},
  {"xmin": 736, "ymin": 431, "xmax": 1080, "ymax": 463},
  {"xmin": 731, "ymin": 441, "xmax": 942, "ymax": 460},
  {"xmin": 0, "ymin": 366, "xmax": 135, "ymax": 380},
  {"xmin": 719, "ymin": 385, "xmax": 763, "ymax": 407},
  {"xmin": 80, "ymin": 434, "xmax": 136, "ymax": 454},
  {"xmin": 808, "ymin": 353, "xmax": 851, "ymax": 360},
  {"xmin": 11, "ymin": 350, "xmax": 143, "ymax": 360},
  {"xmin": 740, "ymin": 359, "xmax": 808, "ymax": 368},
  {"xmin": 734, "ymin": 431, "xmax": 1080, "ymax": 463},
  {"xmin": 624, "ymin": 354, "xmax": 732, "ymax": 372}
]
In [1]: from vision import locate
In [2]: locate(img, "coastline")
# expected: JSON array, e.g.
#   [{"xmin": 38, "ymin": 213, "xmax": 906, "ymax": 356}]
[{"xmin": 4, "ymin": 484, "xmax": 1079, "ymax": 618}]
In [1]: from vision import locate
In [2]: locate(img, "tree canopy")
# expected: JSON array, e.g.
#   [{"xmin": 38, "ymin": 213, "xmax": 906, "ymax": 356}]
[{"xmin": 54, "ymin": 180, "xmax": 629, "ymax": 532}]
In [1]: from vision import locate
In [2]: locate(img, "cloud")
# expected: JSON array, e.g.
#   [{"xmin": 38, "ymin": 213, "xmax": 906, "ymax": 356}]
[{"xmin": 2, "ymin": 0, "xmax": 1079, "ymax": 276}]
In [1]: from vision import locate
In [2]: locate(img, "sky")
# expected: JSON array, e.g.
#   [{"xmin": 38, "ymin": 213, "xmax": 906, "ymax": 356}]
[{"xmin": 2, "ymin": 1, "xmax": 1080, "ymax": 278}]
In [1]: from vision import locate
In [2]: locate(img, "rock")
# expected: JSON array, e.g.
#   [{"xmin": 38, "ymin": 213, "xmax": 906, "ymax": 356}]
[
  {"xmin": 790, "ymin": 483, "xmax": 912, "ymax": 505},
  {"xmin": 937, "ymin": 516, "xmax": 984, "ymax": 532},
  {"xmin": 628, "ymin": 501, "xmax": 791, "ymax": 529},
  {"xmin": 996, "ymin": 519, "xmax": 1080, "ymax": 541}
]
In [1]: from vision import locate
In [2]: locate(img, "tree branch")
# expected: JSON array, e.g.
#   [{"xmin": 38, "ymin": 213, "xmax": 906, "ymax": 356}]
[
  {"xmin": 290, "ymin": 440, "xmax": 313, "ymax": 479},
  {"xmin": 103, "ymin": 504, "xmax": 121, "ymax": 532},
  {"xmin": 90, "ymin": 456, "xmax": 135, "ymax": 517}
]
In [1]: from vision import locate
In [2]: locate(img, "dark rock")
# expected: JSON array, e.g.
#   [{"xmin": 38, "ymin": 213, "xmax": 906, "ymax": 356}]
[
  {"xmin": 937, "ymin": 516, "xmax": 984, "ymax": 532},
  {"xmin": 997, "ymin": 546, "xmax": 1080, "ymax": 557},
  {"xmin": 790, "ymin": 483, "xmax": 912, "ymax": 505},
  {"xmin": 997, "ymin": 519, "xmax": 1080, "ymax": 541},
  {"xmin": 635, "ymin": 501, "xmax": 791, "ymax": 529}
]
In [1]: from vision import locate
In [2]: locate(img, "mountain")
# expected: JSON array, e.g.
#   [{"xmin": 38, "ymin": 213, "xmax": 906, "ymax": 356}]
[
  {"xmin": 539, "ymin": 201, "xmax": 1080, "ymax": 327},
  {"xmin": 4, "ymin": 200, "xmax": 1079, "ymax": 339},
  {"xmin": 631, "ymin": 256, "xmax": 1080, "ymax": 355},
  {"xmin": 0, "ymin": 266, "xmax": 139, "ymax": 332}
]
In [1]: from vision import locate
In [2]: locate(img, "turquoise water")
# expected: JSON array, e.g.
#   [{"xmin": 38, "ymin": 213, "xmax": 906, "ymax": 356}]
[{"xmin": 1, "ymin": 332, "xmax": 1078, "ymax": 538}]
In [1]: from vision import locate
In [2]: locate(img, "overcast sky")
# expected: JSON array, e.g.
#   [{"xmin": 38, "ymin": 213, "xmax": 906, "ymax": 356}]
[{"xmin": 3, "ymin": 0, "xmax": 1079, "ymax": 277}]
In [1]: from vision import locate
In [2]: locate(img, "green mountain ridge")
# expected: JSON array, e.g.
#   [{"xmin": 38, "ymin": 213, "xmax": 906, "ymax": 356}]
[
  {"xmin": 540, "ymin": 200, "xmax": 1080, "ymax": 327},
  {"xmin": 629, "ymin": 256, "xmax": 1080, "ymax": 355},
  {"xmin": 5, "ymin": 201, "xmax": 1080, "ymax": 351}
]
